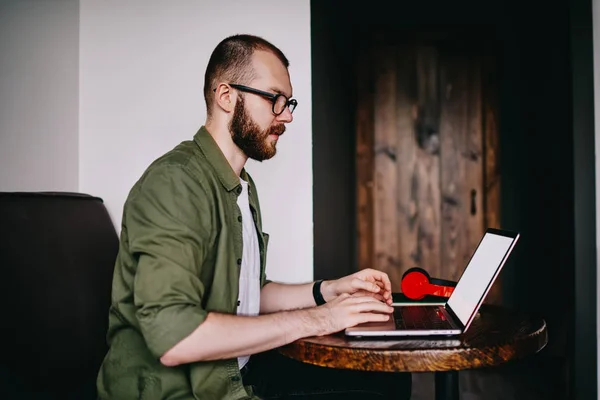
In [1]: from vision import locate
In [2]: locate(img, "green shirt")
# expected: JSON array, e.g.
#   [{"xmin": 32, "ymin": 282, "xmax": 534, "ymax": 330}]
[{"xmin": 97, "ymin": 126, "xmax": 270, "ymax": 400}]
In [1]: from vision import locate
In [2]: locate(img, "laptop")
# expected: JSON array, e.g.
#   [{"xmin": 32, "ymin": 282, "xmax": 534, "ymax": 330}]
[{"xmin": 345, "ymin": 228, "xmax": 520, "ymax": 337}]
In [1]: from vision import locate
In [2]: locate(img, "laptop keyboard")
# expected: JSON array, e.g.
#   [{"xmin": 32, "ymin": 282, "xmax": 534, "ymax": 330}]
[{"xmin": 394, "ymin": 306, "xmax": 454, "ymax": 330}]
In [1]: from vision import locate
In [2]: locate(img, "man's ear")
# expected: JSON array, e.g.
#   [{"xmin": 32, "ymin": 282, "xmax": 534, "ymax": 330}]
[{"xmin": 214, "ymin": 83, "xmax": 235, "ymax": 113}]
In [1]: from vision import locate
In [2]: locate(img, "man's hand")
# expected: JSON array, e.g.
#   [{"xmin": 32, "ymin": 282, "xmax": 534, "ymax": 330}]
[
  {"xmin": 310, "ymin": 293, "xmax": 394, "ymax": 336},
  {"xmin": 320, "ymin": 268, "xmax": 393, "ymax": 305}
]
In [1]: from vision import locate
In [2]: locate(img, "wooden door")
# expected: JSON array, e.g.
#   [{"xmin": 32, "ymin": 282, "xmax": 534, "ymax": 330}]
[{"xmin": 356, "ymin": 39, "xmax": 502, "ymax": 304}]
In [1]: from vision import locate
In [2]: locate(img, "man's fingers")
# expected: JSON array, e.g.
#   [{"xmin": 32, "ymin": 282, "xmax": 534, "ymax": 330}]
[
  {"xmin": 350, "ymin": 290, "xmax": 386, "ymax": 303},
  {"xmin": 356, "ymin": 312, "xmax": 391, "ymax": 325},
  {"xmin": 365, "ymin": 269, "xmax": 393, "ymax": 295},
  {"xmin": 373, "ymin": 281, "xmax": 392, "ymax": 300},
  {"xmin": 376, "ymin": 275, "xmax": 392, "ymax": 296},
  {"xmin": 353, "ymin": 300, "xmax": 394, "ymax": 314},
  {"xmin": 353, "ymin": 270, "xmax": 393, "ymax": 300},
  {"xmin": 352, "ymin": 278, "xmax": 381, "ymax": 293},
  {"xmin": 343, "ymin": 294, "xmax": 386, "ymax": 304}
]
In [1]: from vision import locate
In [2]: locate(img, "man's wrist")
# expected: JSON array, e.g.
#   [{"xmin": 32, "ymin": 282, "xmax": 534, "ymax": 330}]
[
  {"xmin": 312, "ymin": 280, "xmax": 326, "ymax": 305},
  {"xmin": 302, "ymin": 306, "xmax": 331, "ymax": 337},
  {"xmin": 318, "ymin": 280, "xmax": 336, "ymax": 302}
]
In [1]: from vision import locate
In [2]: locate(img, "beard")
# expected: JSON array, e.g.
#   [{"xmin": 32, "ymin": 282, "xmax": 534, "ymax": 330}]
[{"xmin": 229, "ymin": 96, "xmax": 285, "ymax": 161}]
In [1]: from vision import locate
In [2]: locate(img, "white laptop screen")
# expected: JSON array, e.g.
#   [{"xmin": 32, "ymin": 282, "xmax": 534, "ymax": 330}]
[{"xmin": 446, "ymin": 231, "xmax": 517, "ymax": 326}]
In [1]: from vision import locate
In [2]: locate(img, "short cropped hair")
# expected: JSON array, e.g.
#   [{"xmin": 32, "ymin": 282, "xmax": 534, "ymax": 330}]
[{"xmin": 203, "ymin": 34, "xmax": 289, "ymax": 117}]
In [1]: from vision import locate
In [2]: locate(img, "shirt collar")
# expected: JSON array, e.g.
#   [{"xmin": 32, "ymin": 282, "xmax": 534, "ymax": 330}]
[{"xmin": 193, "ymin": 126, "xmax": 241, "ymax": 192}]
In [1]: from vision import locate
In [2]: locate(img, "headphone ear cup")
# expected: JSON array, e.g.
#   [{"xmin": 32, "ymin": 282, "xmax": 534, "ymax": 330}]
[
  {"xmin": 401, "ymin": 268, "xmax": 431, "ymax": 300},
  {"xmin": 402, "ymin": 267, "xmax": 431, "ymax": 280}
]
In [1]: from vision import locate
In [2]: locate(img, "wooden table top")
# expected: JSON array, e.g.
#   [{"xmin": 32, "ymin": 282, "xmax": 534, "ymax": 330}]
[{"xmin": 278, "ymin": 305, "xmax": 548, "ymax": 373}]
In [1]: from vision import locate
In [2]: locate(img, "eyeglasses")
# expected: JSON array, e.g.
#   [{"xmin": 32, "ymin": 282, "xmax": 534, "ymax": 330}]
[{"xmin": 229, "ymin": 84, "xmax": 298, "ymax": 115}]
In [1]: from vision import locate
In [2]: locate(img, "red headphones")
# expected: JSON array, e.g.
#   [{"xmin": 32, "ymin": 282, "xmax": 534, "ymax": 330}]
[{"xmin": 400, "ymin": 267, "xmax": 457, "ymax": 300}]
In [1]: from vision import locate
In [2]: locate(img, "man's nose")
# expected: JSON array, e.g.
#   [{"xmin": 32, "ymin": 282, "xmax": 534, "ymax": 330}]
[{"xmin": 277, "ymin": 107, "xmax": 293, "ymax": 123}]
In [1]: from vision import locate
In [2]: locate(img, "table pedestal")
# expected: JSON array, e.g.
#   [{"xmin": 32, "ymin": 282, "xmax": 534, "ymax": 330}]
[{"xmin": 435, "ymin": 371, "xmax": 459, "ymax": 400}]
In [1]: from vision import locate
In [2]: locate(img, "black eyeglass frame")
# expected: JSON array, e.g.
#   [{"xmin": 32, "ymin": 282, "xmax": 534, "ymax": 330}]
[{"xmin": 228, "ymin": 84, "xmax": 298, "ymax": 115}]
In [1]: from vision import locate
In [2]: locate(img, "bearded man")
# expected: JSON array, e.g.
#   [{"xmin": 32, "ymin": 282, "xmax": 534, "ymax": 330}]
[{"xmin": 96, "ymin": 34, "xmax": 411, "ymax": 400}]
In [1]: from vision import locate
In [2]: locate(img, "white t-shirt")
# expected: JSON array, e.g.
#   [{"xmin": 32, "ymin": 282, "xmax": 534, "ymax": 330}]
[{"xmin": 236, "ymin": 179, "xmax": 261, "ymax": 369}]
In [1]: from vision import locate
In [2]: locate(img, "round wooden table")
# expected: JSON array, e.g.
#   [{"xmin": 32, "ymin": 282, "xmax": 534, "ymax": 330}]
[{"xmin": 278, "ymin": 305, "xmax": 548, "ymax": 400}]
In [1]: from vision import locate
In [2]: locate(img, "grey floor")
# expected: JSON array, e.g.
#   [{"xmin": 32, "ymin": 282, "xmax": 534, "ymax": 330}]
[{"xmin": 409, "ymin": 356, "xmax": 567, "ymax": 400}]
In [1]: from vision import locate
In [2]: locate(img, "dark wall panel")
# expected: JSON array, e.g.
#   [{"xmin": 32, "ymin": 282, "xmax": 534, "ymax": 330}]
[{"xmin": 311, "ymin": 3, "xmax": 595, "ymax": 397}]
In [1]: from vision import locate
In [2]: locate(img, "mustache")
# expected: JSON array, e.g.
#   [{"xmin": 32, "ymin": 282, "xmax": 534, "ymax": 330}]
[{"xmin": 267, "ymin": 124, "xmax": 286, "ymax": 136}]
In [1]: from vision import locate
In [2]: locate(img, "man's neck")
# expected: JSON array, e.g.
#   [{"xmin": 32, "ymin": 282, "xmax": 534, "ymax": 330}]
[{"xmin": 204, "ymin": 121, "xmax": 247, "ymax": 176}]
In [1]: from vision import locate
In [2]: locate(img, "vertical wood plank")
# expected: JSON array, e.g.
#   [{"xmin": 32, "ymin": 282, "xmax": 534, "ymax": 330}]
[
  {"xmin": 373, "ymin": 43, "xmax": 401, "ymax": 285},
  {"xmin": 406, "ymin": 46, "xmax": 442, "ymax": 279},
  {"xmin": 356, "ymin": 43, "xmax": 375, "ymax": 272},
  {"xmin": 394, "ymin": 45, "xmax": 419, "ymax": 283},
  {"xmin": 439, "ymin": 51, "xmax": 484, "ymax": 283}
]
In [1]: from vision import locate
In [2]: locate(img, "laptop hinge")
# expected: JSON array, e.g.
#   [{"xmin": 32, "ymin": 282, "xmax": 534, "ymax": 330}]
[{"xmin": 444, "ymin": 304, "xmax": 465, "ymax": 331}]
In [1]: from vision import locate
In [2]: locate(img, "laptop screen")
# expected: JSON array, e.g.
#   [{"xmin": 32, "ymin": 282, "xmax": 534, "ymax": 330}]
[{"xmin": 446, "ymin": 230, "xmax": 518, "ymax": 327}]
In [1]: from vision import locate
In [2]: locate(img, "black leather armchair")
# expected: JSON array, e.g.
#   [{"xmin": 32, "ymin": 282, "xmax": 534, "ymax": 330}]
[{"xmin": 0, "ymin": 192, "xmax": 118, "ymax": 400}]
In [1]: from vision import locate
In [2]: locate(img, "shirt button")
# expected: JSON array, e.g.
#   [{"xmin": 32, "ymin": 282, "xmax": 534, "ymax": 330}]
[
  {"xmin": 237, "ymin": 258, "xmax": 242, "ymax": 265},
  {"xmin": 236, "ymin": 187, "xmax": 242, "ymax": 194},
  {"xmin": 237, "ymin": 300, "xmax": 241, "ymax": 306},
  {"xmin": 238, "ymin": 215, "xmax": 242, "ymax": 222}
]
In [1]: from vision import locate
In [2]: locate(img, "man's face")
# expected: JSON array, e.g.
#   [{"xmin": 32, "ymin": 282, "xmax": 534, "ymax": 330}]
[
  {"xmin": 228, "ymin": 95, "xmax": 285, "ymax": 161},
  {"xmin": 228, "ymin": 50, "xmax": 294, "ymax": 161}
]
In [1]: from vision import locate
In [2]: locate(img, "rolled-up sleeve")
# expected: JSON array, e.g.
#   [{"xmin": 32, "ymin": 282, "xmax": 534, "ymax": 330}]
[{"xmin": 126, "ymin": 164, "xmax": 212, "ymax": 358}]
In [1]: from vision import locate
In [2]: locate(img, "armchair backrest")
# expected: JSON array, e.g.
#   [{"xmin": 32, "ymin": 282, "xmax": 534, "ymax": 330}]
[{"xmin": 0, "ymin": 192, "xmax": 118, "ymax": 400}]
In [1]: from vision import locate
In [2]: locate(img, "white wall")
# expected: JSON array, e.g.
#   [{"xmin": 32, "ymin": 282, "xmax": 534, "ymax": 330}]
[
  {"xmin": 79, "ymin": 0, "xmax": 313, "ymax": 283},
  {"xmin": 0, "ymin": 0, "xmax": 79, "ymax": 191}
]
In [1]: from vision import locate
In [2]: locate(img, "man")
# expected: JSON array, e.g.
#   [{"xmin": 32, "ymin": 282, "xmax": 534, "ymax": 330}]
[{"xmin": 97, "ymin": 34, "xmax": 411, "ymax": 399}]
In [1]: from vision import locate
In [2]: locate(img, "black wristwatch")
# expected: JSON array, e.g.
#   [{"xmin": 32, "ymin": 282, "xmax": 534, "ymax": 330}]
[{"xmin": 312, "ymin": 279, "xmax": 326, "ymax": 306}]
